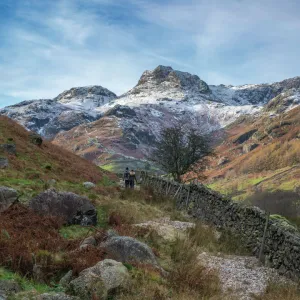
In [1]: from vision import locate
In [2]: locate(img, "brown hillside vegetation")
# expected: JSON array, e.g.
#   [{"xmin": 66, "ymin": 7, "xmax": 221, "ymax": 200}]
[
  {"xmin": 203, "ymin": 106, "xmax": 300, "ymax": 201},
  {"xmin": 0, "ymin": 116, "xmax": 114, "ymax": 183}
]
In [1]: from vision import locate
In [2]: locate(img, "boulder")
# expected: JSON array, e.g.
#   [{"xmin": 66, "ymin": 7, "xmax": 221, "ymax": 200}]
[
  {"xmin": 100, "ymin": 234, "xmax": 158, "ymax": 266},
  {"xmin": 80, "ymin": 236, "xmax": 97, "ymax": 250},
  {"xmin": 0, "ymin": 280, "xmax": 22, "ymax": 299},
  {"xmin": 0, "ymin": 144, "xmax": 16, "ymax": 155},
  {"xmin": 0, "ymin": 186, "xmax": 18, "ymax": 213},
  {"xmin": 59, "ymin": 270, "xmax": 73, "ymax": 288},
  {"xmin": 11, "ymin": 292, "xmax": 78, "ymax": 300},
  {"xmin": 134, "ymin": 218, "xmax": 195, "ymax": 243},
  {"xmin": 0, "ymin": 158, "xmax": 8, "ymax": 169},
  {"xmin": 29, "ymin": 189, "xmax": 97, "ymax": 226},
  {"xmin": 37, "ymin": 293, "xmax": 79, "ymax": 300},
  {"xmin": 83, "ymin": 182, "xmax": 96, "ymax": 189},
  {"xmin": 68, "ymin": 259, "xmax": 129, "ymax": 300}
]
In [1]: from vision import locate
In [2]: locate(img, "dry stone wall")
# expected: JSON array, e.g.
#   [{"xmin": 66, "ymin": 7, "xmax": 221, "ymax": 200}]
[{"xmin": 142, "ymin": 174, "xmax": 300, "ymax": 279}]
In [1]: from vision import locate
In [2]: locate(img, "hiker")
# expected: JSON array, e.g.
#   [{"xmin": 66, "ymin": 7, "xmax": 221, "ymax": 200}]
[
  {"xmin": 123, "ymin": 167, "xmax": 130, "ymax": 188},
  {"xmin": 129, "ymin": 169, "xmax": 137, "ymax": 189}
]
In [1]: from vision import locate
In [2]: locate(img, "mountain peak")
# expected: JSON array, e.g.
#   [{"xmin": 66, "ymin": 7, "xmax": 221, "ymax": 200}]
[{"xmin": 130, "ymin": 65, "xmax": 210, "ymax": 98}]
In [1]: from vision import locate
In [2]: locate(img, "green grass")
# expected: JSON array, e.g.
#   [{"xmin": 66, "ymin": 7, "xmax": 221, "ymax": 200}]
[
  {"xmin": 98, "ymin": 175, "xmax": 117, "ymax": 187},
  {"xmin": 59, "ymin": 206, "xmax": 109, "ymax": 240},
  {"xmin": 59, "ymin": 225, "xmax": 95, "ymax": 240},
  {"xmin": 0, "ymin": 268, "xmax": 64, "ymax": 294}
]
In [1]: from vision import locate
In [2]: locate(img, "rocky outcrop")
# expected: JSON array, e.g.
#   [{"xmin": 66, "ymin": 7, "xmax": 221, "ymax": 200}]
[
  {"xmin": 0, "ymin": 186, "xmax": 18, "ymax": 213},
  {"xmin": 29, "ymin": 189, "xmax": 97, "ymax": 226},
  {"xmin": 134, "ymin": 218, "xmax": 195, "ymax": 242},
  {"xmin": 100, "ymin": 234, "xmax": 158, "ymax": 266},
  {"xmin": 68, "ymin": 259, "xmax": 129, "ymax": 300},
  {"xmin": 243, "ymin": 143, "xmax": 259, "ymax": 153},
  {"xmin": 104, "ymin": 105, "xmax": 136, "ymax": 118},
  {"xmin": 233, "ymin": 129, "xmax": 257, "ymax": 144}
]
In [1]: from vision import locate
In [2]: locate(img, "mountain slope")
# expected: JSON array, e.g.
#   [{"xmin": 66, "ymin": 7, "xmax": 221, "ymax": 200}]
[
  {"xmin": 0, "ymin": 116, "xmax": 114, "ymax": 201},
  {"xmin": 203, "ymin": 106, "xmax": 300, "ymax": 200}
]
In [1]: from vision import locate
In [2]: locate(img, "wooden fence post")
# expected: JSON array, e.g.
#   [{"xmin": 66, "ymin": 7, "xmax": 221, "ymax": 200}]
[
  {"xmin": 259, "ymin": 212, "xmax": 270, "ymax": 263},
  {"xmin": 173, "ymin": 185, "xmax": 182, "ymax": 199},
  {"xmin": 186, "ymin": 186, "xmax": 191, "ymax": 208}
]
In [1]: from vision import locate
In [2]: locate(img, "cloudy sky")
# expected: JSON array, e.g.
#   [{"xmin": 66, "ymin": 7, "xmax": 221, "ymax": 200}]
[{"xmin": 1, "ymin": 0, "xmax": 300, "ymax": 107}]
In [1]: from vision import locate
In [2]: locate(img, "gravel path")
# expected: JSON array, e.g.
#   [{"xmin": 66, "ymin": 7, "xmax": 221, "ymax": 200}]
[{"xmin": 198, "ymin": 253, "xmax": 290, "ymax": 300}]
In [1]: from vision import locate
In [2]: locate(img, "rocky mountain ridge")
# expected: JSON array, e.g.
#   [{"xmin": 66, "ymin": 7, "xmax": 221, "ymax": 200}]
[{"xmin": 1, "ymin": 65, "xmax": 300, "ymax": 170}]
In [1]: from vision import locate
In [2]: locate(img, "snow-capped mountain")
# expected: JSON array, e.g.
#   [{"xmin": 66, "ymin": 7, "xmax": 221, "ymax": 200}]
[
  {"xmin": 1, "ymin": 65, "xmax": 300, "ymax": 171},
  {"xmin": 210, "ymin": 76, "xmax": 300, "ymax": 106},
  {"xmin": 55, "ymin": 86, "xmax": 116, "ymax": 112},
  {"xmin": 0, "ymin": 86, "xmax": 117, "ymax": 139}
]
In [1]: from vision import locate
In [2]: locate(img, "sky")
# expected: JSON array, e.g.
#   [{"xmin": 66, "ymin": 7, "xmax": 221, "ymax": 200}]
[{"xmin": 0, "ymin": 0, "xmax": 300, "ymax": 107}]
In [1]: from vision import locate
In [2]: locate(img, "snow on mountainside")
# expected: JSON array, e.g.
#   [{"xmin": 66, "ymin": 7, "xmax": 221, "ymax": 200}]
[
  {"xmin": 210, "ymin": 76, "xmax": 300, "ymax": 106},
  {"xmin": 0, "ymin": 86, "xmax": 117, "ymax": 139},
  {"xmin": 55, "ymin": 86, "xmax": 117, "ymax": 112},
  {"xmin": 52, "ymin": 66, "xmax": 300, "ymax": 172},
  {"xmin": 1, "ymin": 65, "xmax": 300, "ymax": 171}
]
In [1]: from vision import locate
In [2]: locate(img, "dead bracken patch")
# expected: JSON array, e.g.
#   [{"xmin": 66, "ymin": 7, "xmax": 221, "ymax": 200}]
[{"xmin": 0, "ymin": 204, "xmax": 106, "ymax": 280}]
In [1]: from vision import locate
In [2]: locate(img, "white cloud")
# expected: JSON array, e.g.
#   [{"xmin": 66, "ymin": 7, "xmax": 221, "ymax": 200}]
[{"xmin": 0, "ymin": 0, "xmax": 300, "ymax": 106}]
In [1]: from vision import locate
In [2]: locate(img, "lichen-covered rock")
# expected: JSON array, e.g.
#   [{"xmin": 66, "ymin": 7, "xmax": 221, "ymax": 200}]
[
  {"xmin": 11, "ymin": 292, "xmax": 78, "ymax": 300},
  {"xmin": 37, "ymin": 293, "xmax": 79, "ymax": 300},
  {"xmin": 29, "ymin": 189, "xmax": 97, "ymax": 226},
  {"xmin": 0, "ymin": 186, "xmax": 18, "ymax": 213},
  {"xmin": 59, "ymin": 270, "xmax": 73, "ymax": 288},
  {"xmin": 68, "ymin": 259, "xmax": 129, "ymax": 300},
  {"xmin": 83, "ymin": 182, "xmax": 96, "ymax": 189},
  {"xmin": 100, "ymin": 234, "xmax": 158, "ymax": 266},
  {"xmin": 0, "ymin": 158, "xmax": 9, "ymax": 169},
  {"xmin": 0, "ymin": 280, "xmax": 22, "ymax": 299}
]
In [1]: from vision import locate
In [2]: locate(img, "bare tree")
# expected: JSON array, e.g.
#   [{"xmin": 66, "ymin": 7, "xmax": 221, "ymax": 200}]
[{"xmin": 150, "ymin": 123, "xmax": 211, "ymax": 182}]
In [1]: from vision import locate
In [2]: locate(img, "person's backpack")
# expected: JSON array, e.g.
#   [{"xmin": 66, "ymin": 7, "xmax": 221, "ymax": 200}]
[{"xmin": 124, "ymin": 170, "xmax": 130, "ymax": 180}]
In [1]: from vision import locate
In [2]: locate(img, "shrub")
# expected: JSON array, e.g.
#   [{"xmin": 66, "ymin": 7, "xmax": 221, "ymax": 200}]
[
  {"xmin": 169, "ymin": 237, "xmax": 220, "ymax": 295},
  {"xmin": 257, "ymin": 281, "xmax": 300, "ymax": 300}
]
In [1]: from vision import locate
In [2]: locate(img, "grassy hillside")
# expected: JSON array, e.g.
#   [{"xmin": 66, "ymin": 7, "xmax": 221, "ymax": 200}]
[{"xmin": 0, "ymin": 116, "xmax": 117, "ymax": 201}]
